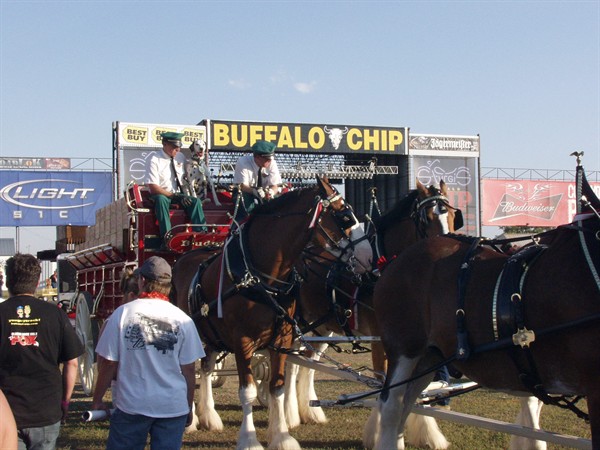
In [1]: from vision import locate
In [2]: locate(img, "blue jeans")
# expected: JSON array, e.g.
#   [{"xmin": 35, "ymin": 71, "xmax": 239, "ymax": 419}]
[
  {"xmin": 17, "ymin": 421, "xmax": 60, "ymax": 450},
  {"xmin": 106, "ymin": 409, "xmax": 187, "ymax": 450}
]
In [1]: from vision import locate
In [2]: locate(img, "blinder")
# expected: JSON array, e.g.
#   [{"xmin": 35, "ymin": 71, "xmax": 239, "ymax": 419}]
[
  {"xmin": 414, "ymin": 190, "xmax": 465, "ymax": 233},
  {"xmin": 322, "ymin": 189, "xmax": 356, "ymax": 232},
  {"xmin": 314, "ymin": 187, "xmax": 361, "ymax": 255},
  {"xmin": 453, "ymin": 208, "xmax": 464, "ymax": 231},
  {"xmin": 333, "ymin": 207, "xmax": 357, "ymax": 230}
]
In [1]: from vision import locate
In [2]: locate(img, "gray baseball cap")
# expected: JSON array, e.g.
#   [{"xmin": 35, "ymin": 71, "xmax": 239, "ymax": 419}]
[{"xmin": 134, "ymin": 256, "xmax": 172, "ymax": 282}]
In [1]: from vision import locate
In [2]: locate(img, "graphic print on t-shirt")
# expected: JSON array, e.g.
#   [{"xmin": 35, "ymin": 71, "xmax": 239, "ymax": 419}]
[
  {"xmin": 8, "ymin": 304, "xmax": 40, "ymax": 346},
  {"xmin": 124, "ymin": 313, "xmax": 180, "ymax": 353}
]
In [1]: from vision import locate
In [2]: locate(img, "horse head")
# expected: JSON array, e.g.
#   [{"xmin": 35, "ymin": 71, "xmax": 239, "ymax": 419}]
[
  {"xmin": 372, "ymin": 180, "xmax": 461, "ymax": 260},
  {"xmin": 311, "ymin": 176, "xmax": 372, "ymax": 274},
  {"xmin": 416, "ymin": 179, "xmax": 463, "ymax": 235}
]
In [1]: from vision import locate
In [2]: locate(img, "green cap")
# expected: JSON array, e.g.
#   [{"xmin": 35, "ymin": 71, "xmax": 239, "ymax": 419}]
[
  {"xmin": 161, "ymin": 131, "xmax": 184, "ymax": 147},
  {"xmin": 252, "ymin": 140, "xmax": 276, "ymax": 158}
]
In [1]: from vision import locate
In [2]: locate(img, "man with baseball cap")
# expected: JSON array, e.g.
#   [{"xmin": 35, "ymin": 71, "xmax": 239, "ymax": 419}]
[
  {"xmin": 233, "ymin": 140, "xmax": 282, "ymax": 218},
  {"xmin": 92, "ymin": 256, "xmax": 204, "ymax": 450},
  {"xmin": 146, "ymin": 131, "xmax": 207, "ymax": 249}
]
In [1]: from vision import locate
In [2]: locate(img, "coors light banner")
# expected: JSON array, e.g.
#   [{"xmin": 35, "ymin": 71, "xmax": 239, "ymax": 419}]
[
  {"xmin": 482, "ymin": 179, "xmax": 600, "ymax": 227},
  {"xmin": 0, "ymin": 171, "xmax": 112, "ymax": 226}
]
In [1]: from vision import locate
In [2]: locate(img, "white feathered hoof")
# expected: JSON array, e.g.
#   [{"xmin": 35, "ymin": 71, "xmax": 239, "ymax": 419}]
[
  {"xmin": 268, "ymin": 432, "xmax": 301, "ymax": 450},
  {"xmin": 363, "ymin": 407, "xmax": 380, "ymax": 449},
  {"xmin": 405, "ymin": 413, "xmax": 449, "ymax": 449},
  {"xmin": 185, "ymin": 413, "xmax": 199, "ymax": 433},
  {"xmin": 510, "ymin": 435, "xmax": 547, "ymax": 450},
  {"xmin": 198, "ymin": 407, "xmax": 224, "ymax": 431},
  {"xmin": 299, "ymin": 403, "xmax": 328, "ymax": 425},
  {"xmin": 236, "ymin": 432, "xmax": 264, "ymax": 450},
  {"xmin": 185, "ymin": 403, "xmax": 199, "ymax": 433}
]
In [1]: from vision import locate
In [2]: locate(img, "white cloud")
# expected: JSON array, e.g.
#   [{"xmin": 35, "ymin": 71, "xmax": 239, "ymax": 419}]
[
  {"xmin": 293, "ymin": 81, "xmax": 317, "ymax": 94},
  {"xmin": 269, "ymin": 69, "xmax": 288, "ymax": 84},
  {"xmin": 228, "ymin": 79, "xmax": 250, "ymax": 89}
]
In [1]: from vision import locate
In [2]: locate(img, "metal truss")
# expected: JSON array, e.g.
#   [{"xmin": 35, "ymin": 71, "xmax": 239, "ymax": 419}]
[{"xmin": 212, "ymin": 152, "xmax": 398, "ymax": 181}]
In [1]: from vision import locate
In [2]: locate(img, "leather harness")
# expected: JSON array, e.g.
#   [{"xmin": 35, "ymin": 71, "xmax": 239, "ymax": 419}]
[
  {"xmin": 188, "ymin": 224, "xmax": 301, "ymax": 352},
  {"xmin": 452, "ymin": 220, "xmax": 600, "ymax": 419}
]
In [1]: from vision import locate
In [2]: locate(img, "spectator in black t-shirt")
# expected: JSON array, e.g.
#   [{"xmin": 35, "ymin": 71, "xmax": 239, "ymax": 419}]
[{"xmin": 0, "ymin": 253, "xmax": 84, "ymax": 450}]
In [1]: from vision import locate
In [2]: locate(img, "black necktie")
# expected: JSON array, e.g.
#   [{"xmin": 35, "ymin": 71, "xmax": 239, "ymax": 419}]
[
  {"xmin": 170, "ymin": 157, "xmax": 183, "ymax": 193},
  {"xmin": 256, "ymin": 167, "xmax": 263, "ymax": 188}
]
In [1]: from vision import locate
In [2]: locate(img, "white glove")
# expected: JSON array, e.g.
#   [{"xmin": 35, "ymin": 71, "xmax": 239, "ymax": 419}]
[{"xmin": 253, "ymin": 187, "xmax": 267, "ymax": 199}]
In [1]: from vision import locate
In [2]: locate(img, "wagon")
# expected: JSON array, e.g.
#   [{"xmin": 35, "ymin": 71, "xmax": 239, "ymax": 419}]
[{"xmin": 66, "ymin": 182, "xmax": 235, "ymax": 395}]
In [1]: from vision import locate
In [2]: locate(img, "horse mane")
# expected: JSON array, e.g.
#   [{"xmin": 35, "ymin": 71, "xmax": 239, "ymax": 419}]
[
  {"xmin": 250, "ymin": 185, "xmax": 318, "ymax": 216},
  {"xmin": 375, "ymin": 190, "xmax": 419, "ymax": 233}
]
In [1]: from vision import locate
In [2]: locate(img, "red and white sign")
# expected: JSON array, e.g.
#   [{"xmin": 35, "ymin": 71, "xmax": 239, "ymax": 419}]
[{"xmin": 482, "ymin": 179, "xmax": 600, "ymax": 227}]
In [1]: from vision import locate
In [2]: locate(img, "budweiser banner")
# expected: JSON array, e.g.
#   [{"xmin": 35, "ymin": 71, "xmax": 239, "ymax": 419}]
[{"xmin": 482, "ymin": 179, "xmax": 600, "ymax": 227}]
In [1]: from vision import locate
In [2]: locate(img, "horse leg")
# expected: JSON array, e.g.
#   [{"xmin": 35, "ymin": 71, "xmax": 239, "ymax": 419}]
[
  {"xmin": 196, "ymin": 353, "xmax": 224, "ymax": 431},
  {"xmin": 236, "ymin": 346, "xmax": 263, "ymax": 450},
  {"xmin": 267, "ymin": 349, "xmax": 301, "ymax": 450},
  {"xmin": 403, "ymin": 355, "xmax": 449, "ymax": 450},
  {"xmin": 284, "ymin": 355, "xmax": 300, "ymax": 429},
  {"xmin": 297, "ymin": 340, "xmax": 329, "ymax": 424},
  {"xmin": 363, "ymin": 405, "xmax": 381, "ymax": 449},
  {"xmin": 586, "ymin": 393, "xmax": 600, "ymax": 450},
  {"xmin": 373, "ymin": 354, "xmax": 449, "ymax": 450},
  {"xmin": 371, "ymin": 340, "xmax": 388, "ymax": 380},
  {"xmin": 184, "ymin": 359, "xmax": 200, "ymax": 432},
  {"xmin": 371, "ymin": 355, "xmax": 419, "ymax": 450},
  {"xmin": 509, "ymin": 396, "xmax": 546, "ymax": 450}
]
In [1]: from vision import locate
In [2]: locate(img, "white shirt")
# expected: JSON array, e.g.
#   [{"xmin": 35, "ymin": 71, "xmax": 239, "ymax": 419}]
[
  {"xmin": 146, "ymin": 150, "xmax": 187, "ymax": 193},
  {"xmin": 96, "ymin": 298, "xmax": 205, "ymax": 417},
  {"xmin": 233, "ymin": 154, "xmax": 282, "ymax": 188}
]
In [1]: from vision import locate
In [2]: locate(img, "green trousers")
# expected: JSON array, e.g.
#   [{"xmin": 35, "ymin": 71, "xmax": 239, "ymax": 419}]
[{"xmin": 151, "ymin": 194, "xmax": 206, "ymax": 238}]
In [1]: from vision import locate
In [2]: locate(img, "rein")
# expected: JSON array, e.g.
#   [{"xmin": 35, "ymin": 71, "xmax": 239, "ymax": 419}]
[
  {"xmin": 336, "ymin": 310, "xmax": 600, "ymax": 413},
  {"xmin": 336, "ymin": 219, "xmax": 600, "ymax": 421},
  {"xmin": 209, "ymin": 186, "xmax": 359, "ymax": 339}
]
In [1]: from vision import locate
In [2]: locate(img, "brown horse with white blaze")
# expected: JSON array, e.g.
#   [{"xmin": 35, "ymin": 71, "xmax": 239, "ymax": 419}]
[
  {"xmin": 180, "ymin": 178, "xmax": 372, "ymax": 450},
  {"xmin": 369, "ymin": 165, "xmax": 600, "ymax": 449}
]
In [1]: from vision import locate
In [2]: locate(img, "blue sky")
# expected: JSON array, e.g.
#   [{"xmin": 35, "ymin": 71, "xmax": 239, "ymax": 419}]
[{"xmin": 1, "ymin": 0, "xmax": 599, "ymax": 253}]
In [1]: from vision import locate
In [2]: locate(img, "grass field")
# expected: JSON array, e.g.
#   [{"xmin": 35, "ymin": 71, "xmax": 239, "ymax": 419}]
[{"xmin": 57, "ymin": 349, "xmax": 591, "ymax": 450}]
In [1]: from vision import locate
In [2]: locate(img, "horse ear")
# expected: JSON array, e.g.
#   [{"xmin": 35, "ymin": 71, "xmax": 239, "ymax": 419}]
[
  {"xmin": 316, "ymin": 176, "xmax": 326, "ymax": 193},
  {"xmin": 415, "ymin": 179, "xmax": 427, "ymax": 196},
  {"xmin": 440, "ymin": 179, "xmax": 447, "ymax": 195}
]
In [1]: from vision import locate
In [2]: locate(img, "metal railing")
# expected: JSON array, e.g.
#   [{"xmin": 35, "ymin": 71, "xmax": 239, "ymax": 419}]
[{"xmin": 481, "ymin": 167, "xmax": 600, "ymax": 182}]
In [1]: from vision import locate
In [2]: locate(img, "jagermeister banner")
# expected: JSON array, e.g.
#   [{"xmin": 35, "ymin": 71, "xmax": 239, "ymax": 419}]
[{"xmin": 208, "ymin": 120, "xmax": 407, "ymax": 155}]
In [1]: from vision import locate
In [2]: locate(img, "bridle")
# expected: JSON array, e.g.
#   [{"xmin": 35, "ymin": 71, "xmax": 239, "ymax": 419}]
[
  {"xmin": 307, "ymin": 187, "xmax": 372, "ymax": 275},
  {"xmin": 412, "ymin": 190, "xmax": 449, "ymax": 237},
  {"xmin": 412, "ymin": 186, "xmax": 463, "ymax": 237}
]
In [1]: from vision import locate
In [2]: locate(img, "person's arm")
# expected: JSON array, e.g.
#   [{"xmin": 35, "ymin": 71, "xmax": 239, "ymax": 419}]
[
  {"xmin": 0, "ymin": 389, "xmax": 17, "ymax": 450},
  {"xmin": 180, "ymin": 362, "xmax": 196, "ymax": 426},
  {"xmin": 91, "ymin": 357, "xmax": 119, "ymax": 412},
  {"xmin": 233, "ymin": 157, "xmax": 257, "ymax": 194},
  {"xmin": 61, "ymin": 357, "xmax": 78, "ymax": 423},
  {"xmin": 266, "ymin": 159, "xmax": 282, "ymax": 196}
]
